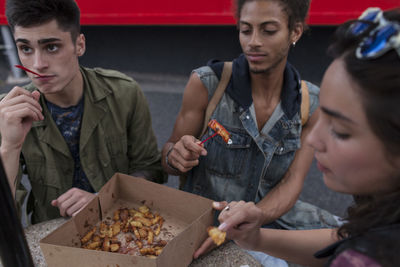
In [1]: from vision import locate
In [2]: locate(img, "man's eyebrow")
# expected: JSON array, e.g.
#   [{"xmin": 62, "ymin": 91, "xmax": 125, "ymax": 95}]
[
  {"xmin": 321, "ymin": 106, "xmax": 355, "ymax": 124},
  {"xmin": 15, "ymin": 38, "xmax": 30, "ymax": 44},
  {"xmin": 38, "ymin": 38, "xmax": 61, "ymax": 44},
  {"xmin": 239, "ymin": 20, "xmax": 279, "ymax": 27}
]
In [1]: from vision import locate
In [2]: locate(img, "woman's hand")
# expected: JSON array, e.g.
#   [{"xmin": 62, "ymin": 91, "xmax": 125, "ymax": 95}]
[{"xmin": 215, "ymin": 201, "xmax": 265, "ymax": 251}]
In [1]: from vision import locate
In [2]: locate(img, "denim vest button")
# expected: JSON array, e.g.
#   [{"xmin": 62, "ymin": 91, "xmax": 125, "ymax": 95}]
[
  {"xmin": 279, "ymin": 147, "xmax": 284, "ymax": 152},
  {"xmin": 246, "ymin": 115, "xmax": 250, "ymax": 119}
]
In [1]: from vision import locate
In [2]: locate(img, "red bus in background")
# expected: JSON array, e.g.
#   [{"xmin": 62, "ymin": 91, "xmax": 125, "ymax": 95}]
[{"xmin": 0, "ymin": 0, "xmax": 398, "ymax": 26}]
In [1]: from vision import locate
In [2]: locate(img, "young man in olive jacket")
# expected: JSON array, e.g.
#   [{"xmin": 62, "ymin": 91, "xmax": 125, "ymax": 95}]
[{"xmin": 0, "ymin": 0, "xmax": 166, "ymax": 224}]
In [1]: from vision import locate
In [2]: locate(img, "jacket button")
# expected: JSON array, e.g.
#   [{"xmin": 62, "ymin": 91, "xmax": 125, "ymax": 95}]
[{"xmin": 246, "ymin": 115, "xmax": 250, "ymax": 119}]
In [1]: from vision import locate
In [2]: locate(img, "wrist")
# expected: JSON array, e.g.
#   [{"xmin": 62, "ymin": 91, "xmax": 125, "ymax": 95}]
[
  {"xmin": 0, "ymin": 144, "xmax": 22, "ymax": 157},
  {"xmin": 165, "ymin": 146, "xmax": 180, "ymax": 173}
]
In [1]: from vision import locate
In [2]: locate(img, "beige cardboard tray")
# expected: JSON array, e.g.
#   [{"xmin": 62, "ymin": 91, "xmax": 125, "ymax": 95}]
[{"xmin": 40, "ymin": 173, "xmax": 214, "ymax": 267}]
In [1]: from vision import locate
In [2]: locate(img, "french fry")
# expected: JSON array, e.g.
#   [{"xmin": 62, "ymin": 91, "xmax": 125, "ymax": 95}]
[
  {"xmin": 132, "ymin": 226, "xmax": 141, "ymax": 240},
  {"xmin": 81, "ymin": 226, "xmax": 96, "ymax": 244},
  {"xmin": 147, "ymin": 229, "xmax": 154, "ymax": 244},
  {"xmin": 154, "ymin": 224, "xmax": 161, "ymax": 236},
  {"xmin": 139, "ymin": 247, "xmax": 156, "ymax": 256},
  {"xmin": 134, "ymin": 216, "xmax": 152, "ymax": 227}
]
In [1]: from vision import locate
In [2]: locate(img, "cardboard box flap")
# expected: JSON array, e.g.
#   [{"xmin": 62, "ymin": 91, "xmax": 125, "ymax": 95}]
[
  {"xmin": 72, "ymin": 194, "xmax": 102, "ymax": 237},
  {"xmin": 41, "ymin": 219, "xmax": 80, "ymax": 247},
  {"xmin": 157, "ymin": 206, "xmax": 213, "ymax": 267},
  {"xmin": 99, "ymin": 174, "xmax": 213, "ymax": 224}
]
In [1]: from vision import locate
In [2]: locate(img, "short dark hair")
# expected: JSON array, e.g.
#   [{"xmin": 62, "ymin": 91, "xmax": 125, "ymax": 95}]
[
  {"xmin": 328, "ymin": 8, "xmax": 400, "ymax": 238},
  {"xmin": 234, "ymin": 0, "xmax": 311, "ymax": 31},
  {"xmin": 5, "ymin": 0, "xmax": 81, "ymax": 41}
]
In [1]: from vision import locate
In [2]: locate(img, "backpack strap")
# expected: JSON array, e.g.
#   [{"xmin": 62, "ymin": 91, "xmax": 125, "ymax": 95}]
[
  {"xmin": 300, "ymin": 80, "xmax": 310, "ymax": 126},
  {"xmin": 198, "ymin": 62, "xmax": 232, "ymax": 138}
]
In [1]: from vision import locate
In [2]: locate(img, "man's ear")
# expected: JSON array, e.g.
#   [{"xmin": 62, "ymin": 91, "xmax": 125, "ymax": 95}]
[
  {"xmin": 291, "ymin": 22, "xmax": 304, "ymax": 45},
  {"xmin": 76, "ymin": 33, "xmax": 86, "ymax": 57}
]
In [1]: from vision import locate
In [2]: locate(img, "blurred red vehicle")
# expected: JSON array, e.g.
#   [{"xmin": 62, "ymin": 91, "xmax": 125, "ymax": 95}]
[{"xmin": 0, "ymin": 0, "xmax": 398, "ymax": 25}]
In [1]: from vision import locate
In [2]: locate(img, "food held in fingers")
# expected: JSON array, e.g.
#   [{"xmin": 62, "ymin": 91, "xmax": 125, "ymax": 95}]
[
  {"xmin": 207, "ymin": 226, "xmax": 226, "ymax": 246},
  {"xmin": 207, "ymin": 119, "xmax": 232, "ymax": 144}
]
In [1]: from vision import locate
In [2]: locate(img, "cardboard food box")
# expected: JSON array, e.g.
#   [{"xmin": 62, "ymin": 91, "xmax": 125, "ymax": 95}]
[{"xmin": 40, "ymin": 173, "xmax": 214, "ymax": 267}]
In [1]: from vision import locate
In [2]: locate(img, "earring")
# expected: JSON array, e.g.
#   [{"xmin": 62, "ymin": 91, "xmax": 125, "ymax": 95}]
[{"xmin": 292, "ymin": 42, "xmax": 296, "ymax": 47}]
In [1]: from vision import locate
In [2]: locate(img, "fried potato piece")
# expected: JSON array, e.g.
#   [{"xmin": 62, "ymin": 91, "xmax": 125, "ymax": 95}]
[
  {"xmin": 111, "ymin": 221, "xmax": 121, "ymax": 236},
  {"xmin": 110, "ymin": 243, "xmax": 120, "ymax": 252},
  {"xmin": 154, "ymin": 224, "xmax": 161, "ymax": 236},
  {"xmin": 157, "ymin": 240, "xmax": 167, "ymax": 247},
  {"xmin": 99, "ymin": 222, "xmax": 108, "ymax": 238},
  {"xmin": 147, "ymin": 229, "xmax": 154, "ymax": 244},
  {"xmin": 85, "ymin": 241, "xmax": 101, "ymax": 250},
  {"xmin": 113, "ymin": 209, "xmax": 120, "ymax": 221},
  {"xmin": 130, "ymin": 220, "xmax": 143, "ymax": 228},
  {"xmin": 138, "ymin": 205, "xmax": 149, "ymax": 214},
  {"xmin": 135, "ymin": 240, "xmax": 143, "ymax": 249},
  {"xmin": 81, "ymin": 226, "xmax": 97, "ymax": 244},
  {"xmin": 132, "ymin": 227, "xmax": 141, "ymax": 240},
  {"xmin": 155, "ymin": 248, "xmax": 163, "ymax": 256},
  {"xmin": 138, "ymin": 228, "xmax": 148, "ymax": 239},
  {"xmin": 120, "ymin": 208, "xmax": 129, "ymax": 221},
  {"xmin": 102, "ymin": 237, "xmax": 111, "ymax": 252},
  {"xmin": 139, "ymin": 247, "xmax": 156, "ymax": 256},
  {"xmin": 134, "ymin": 216, "xmax": 152, "ymax": 227},
  {"xmin": 207, "ymin": 226, "xmax": 226, "ymax": 246}
]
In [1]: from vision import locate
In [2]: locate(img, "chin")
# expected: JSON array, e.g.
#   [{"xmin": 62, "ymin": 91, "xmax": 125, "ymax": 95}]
[
  {"xmin": 322, "ymin": 175, "xmax": 349, "ymax": 194},
  {"xmin": 249, "ymin": 66, "xmax": 269, "ymax": 74}
]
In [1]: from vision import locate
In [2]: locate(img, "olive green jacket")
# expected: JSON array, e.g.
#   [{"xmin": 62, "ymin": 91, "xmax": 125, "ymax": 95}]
[{"xmin": 9, "ymin": 67, "xmax": 166, "ymax": 223}]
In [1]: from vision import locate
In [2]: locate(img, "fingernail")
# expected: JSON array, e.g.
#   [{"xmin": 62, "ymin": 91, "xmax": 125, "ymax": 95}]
[
  {"xmin": 218, "ymin": 222, "xmax": 227, "ymax": 231},
  {"xmin": 213, "ymin": 201, "xmax": 220, "ymax": 208}
]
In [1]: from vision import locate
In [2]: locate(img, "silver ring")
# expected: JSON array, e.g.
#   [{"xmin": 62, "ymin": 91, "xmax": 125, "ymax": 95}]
[{"xmin": 223, "ymin": 205, "xmax": 230, "ymax": 212}]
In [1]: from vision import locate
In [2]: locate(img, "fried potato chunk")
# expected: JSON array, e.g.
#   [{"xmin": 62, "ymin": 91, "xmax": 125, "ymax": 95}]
[
  {"xmin": 81, "ymin": 226, "xmax": 97, "ymax": 244},
  {"xmin": 207, "ymin": 226, "xmax": 226, "ymax": 246}
]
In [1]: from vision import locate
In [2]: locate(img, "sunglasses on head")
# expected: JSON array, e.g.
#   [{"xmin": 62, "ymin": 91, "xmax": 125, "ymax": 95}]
[{"xmin": 349, "ymin": 7, "xmax": 400, "ymax": 60}]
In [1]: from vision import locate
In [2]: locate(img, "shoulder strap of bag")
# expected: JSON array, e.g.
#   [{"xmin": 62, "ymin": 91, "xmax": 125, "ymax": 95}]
[
  {"xmin": 300, "ymin": 80, "xmax": 310, "ymax": 126},
  {"xmin": 198, "ymin": 62, "xmax": 233, "ymax": 138}
]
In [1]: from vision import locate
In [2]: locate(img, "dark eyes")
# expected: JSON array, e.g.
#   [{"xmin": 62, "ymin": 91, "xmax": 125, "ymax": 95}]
[
  {"xmin": 46, "ymin": 44, "xmax": 59, "ymax": 52},
  {"xmin": 331, "ymin": 130, "xmax": 350, "ymax": 140},
  {"xmin": 240, "ymin": 28, "xmax": 277, "ymax": 35},
  {"xmin": 19, "ymin": 45, "xmax": 32, "ymax": 54}
]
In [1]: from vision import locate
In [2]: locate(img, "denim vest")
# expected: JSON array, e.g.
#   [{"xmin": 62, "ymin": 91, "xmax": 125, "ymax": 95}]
[{"xmin": 184, "ymin": 65, "xmax": 338, "ymax": 229}]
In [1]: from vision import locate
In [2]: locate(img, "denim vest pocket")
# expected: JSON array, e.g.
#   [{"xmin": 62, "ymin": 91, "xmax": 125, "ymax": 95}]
[
  {"xmin": 204, "ymin": 127, "xmax": 252, "ymax": 178},
  {"xmin": 260, "ymin": 137, "xmax": 300, "ymax": 190},
  {"xmin": 274, "ymin": 137, "xmax": 300, "ymax": 155}
]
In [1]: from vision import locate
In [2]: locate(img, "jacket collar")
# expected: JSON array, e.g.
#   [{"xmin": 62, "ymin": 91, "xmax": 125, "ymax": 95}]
[{"xmin": 208, "ymin": 54, "xmax": 301, "ymax": 120}]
